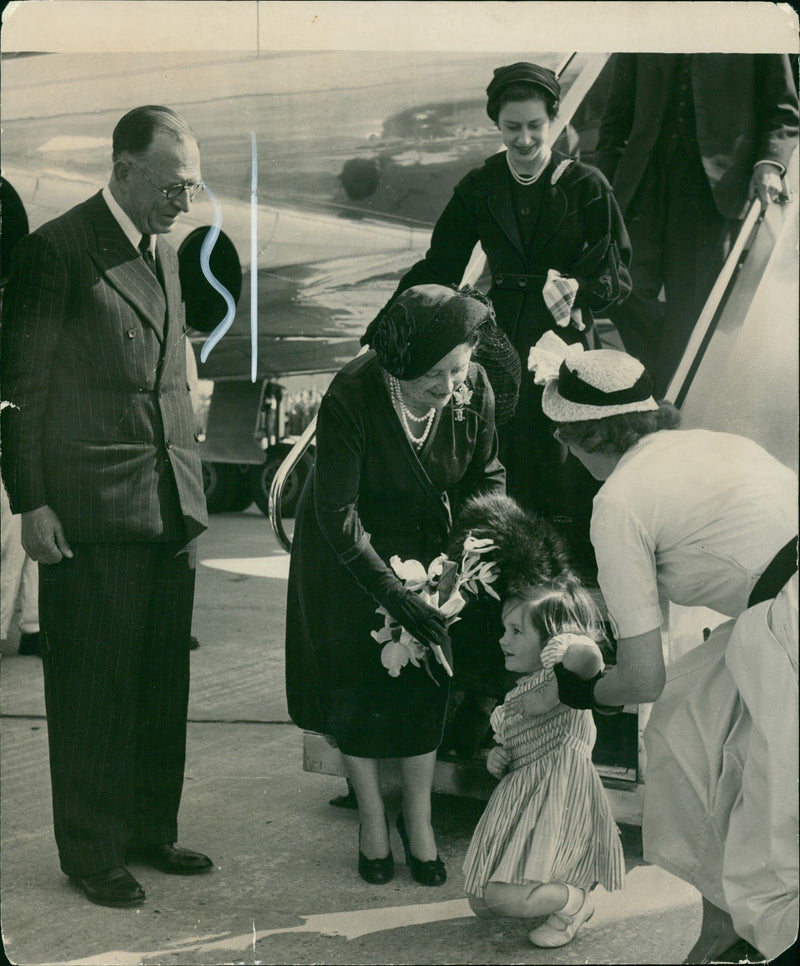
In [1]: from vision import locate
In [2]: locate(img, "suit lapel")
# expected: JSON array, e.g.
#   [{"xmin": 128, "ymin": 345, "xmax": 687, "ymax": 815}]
[{"xmin": 86, "ymin": 193, "xmax": 167, "ymax": 341}]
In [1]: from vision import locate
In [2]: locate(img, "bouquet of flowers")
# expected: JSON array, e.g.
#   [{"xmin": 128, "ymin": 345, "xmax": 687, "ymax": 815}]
[{"xmin": 372, "ymin": 534, "xmax": 499, "ymax": 682}]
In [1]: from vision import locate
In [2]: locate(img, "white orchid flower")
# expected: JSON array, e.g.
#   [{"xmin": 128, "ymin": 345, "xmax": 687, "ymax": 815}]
[
  {"xmin": 381, "ymin": 640, "xmax": 410, "ymax": 677},
  {"xmin": 438, "ymin": 589, "xmax": 466, "ymax": 619},
  {"xmin": 427, "ymin": 554, "xmax": 448, "ymax": 580},
  {"xmin": 462, "ymin": 535, "xmax": 497, "ymax": 555},
  {"xmin": 370, "ymin": 625, "xmax": 395, "ymax": 645},
  {"xmin": 390, "ymin": 556, "xmax": 428, "ymax": 587}
]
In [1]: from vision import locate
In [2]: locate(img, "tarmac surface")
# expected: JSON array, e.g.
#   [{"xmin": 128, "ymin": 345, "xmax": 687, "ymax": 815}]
[{"xmin": 1, "ymin": 507, "xmax": 706, "ymax": 966}]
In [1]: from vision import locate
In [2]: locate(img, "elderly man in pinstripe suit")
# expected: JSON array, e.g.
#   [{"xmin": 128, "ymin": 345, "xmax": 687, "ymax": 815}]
[{"xmin": 1, "ymin": 106, "xmax": 213, "ymax": 907}]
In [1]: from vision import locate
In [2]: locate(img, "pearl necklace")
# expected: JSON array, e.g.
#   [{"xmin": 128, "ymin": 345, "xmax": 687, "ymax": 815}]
[
  {"xmin": 506, "ymin": 147, "xmax": 550, "ymax": 186},
  {"xmin": 388, "ymin": 374, "xmax": 435, "ymax": 448}
]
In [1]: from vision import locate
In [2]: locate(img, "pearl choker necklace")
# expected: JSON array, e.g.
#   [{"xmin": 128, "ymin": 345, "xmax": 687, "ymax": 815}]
[
  {"xmin": 387, "ymin": 374, "xmax": 435, "ymax": 448},
  {"xmin": 506, "ymin": 147, "xmax": 551, "ymax": 186}
]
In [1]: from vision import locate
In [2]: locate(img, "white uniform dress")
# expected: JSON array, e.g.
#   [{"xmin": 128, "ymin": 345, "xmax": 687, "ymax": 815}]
[
  {"xmin": 462, "ymin": 669, "xmax": 625, "ymax": 898},
  {"xmin": 591, "ymin": 428, "xmax": 798, "ymax": 959}
]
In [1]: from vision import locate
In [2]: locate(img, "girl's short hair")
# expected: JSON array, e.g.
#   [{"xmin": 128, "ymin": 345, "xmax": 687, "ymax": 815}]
[
  {"xmin": 553, "ymin": 401, "xmax": 681, "ymax": 456},
  {"xmin": 491, "ymin": 82, "xmax": 559, "ymax": 122},
  {"xmin": 503, "ymin": 576, "xmax": 605, "ymax": 645}
]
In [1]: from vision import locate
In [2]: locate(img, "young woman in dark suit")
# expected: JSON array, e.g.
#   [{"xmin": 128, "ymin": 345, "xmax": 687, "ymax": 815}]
[{"xmin": 372, "ymin": 63, "xmax": 632, "ymax": 580}]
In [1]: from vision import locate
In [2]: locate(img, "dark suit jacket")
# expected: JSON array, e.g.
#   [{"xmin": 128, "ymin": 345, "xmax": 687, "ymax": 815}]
[
  {"xmin": 595, "ymin": 53, "xmax": 799, "ymax": 220},
  {"xmin": 1, "ymin": 191, "xmax": 207, "ymax": 542}
]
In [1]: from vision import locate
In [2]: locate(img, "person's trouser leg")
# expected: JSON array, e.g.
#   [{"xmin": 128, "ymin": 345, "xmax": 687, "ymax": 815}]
[
  {"xmin": 39, "ymin": 541, "xmax": 194, "ymax": 876},
  {"xmin": 607, "ymin": 164, "xmax": 667, "ymax": 378},
  {"xmin": 655, "ymin": 148, "xmax": 737, "ymax": 398}
]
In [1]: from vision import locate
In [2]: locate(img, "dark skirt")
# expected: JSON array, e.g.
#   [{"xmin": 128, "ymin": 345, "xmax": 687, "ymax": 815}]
[{"xmin": 285, "ymin": 475, "xmax": 452, "ymax": 759}]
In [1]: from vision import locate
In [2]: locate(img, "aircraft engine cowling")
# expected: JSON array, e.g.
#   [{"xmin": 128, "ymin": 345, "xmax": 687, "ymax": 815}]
[{"xmin": 178, "ymin": 226, "xmax": 243, "ymax": 334}]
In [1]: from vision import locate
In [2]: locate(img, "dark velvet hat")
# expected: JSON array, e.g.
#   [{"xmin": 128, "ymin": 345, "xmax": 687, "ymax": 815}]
[
  {"xmin": 486, "ymin": 62, "xmax": 560, "ymax": 121},
  {"xmin": 364, "ymin": 284, "xmax": 493, "ymax": 380}
]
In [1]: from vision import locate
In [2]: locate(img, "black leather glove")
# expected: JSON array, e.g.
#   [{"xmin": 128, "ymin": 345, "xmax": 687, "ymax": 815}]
[
  {"xmin": 395, "ymin": 593, "xmax": 451, "ymax": 654},
  {"xmin": 340, "ymin": 541, "xmax": 453, "ymax": 671},
  {"xmin": 553, "ymin": 664, "xmax": 623, "ymax": 714}
]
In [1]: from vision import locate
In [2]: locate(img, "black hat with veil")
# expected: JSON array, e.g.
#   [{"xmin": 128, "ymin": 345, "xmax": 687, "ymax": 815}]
[{"xmin": 362, "ymin": 284, "xmax": 521, "ymax": 426}]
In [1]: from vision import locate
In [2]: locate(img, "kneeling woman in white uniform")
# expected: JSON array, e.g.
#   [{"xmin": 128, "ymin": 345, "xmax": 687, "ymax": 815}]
[{"xmin": 529, "ymin": 336, "xmax": 798, "ymax": 964}]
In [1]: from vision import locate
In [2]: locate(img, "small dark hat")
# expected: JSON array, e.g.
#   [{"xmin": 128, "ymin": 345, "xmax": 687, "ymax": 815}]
[{"xmin": 486, "ymin": 62, "xmax": 560, "ymax": 122}]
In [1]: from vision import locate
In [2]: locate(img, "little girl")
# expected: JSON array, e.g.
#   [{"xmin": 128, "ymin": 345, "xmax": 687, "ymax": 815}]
[{"xmin": 462, "ymin": 577, "xmax": 625, "ymax": 948}]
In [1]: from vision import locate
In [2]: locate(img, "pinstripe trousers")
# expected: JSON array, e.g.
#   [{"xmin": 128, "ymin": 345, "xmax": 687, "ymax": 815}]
[{"xmin": 38, "ymin": 540, "xmax": 196, "ymax": 877}]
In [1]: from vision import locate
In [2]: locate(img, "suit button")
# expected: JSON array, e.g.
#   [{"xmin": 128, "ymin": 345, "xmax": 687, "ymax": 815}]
[
  {"xmin": 518, "ymin": 278, "xmax": 527, "ymax": 288},
  {"xmin": 126, "ymin": 329, "xmax": 136, "ymax": 339},
  {"xmin": 520, "ymin": 207, "xmax": 530, "ymax": 216},
  {"xmin": 495, "ymin": 276, "xmax": 504, "ymax": 286}
]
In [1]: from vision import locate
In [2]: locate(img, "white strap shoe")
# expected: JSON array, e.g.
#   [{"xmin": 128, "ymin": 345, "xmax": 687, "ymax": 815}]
[{"xmin": 528, "ymin": 884, "xmax": 594, "ymax": 948}]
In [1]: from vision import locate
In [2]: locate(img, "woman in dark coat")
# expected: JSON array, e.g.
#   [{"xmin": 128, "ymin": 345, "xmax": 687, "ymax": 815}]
[
  {"xmin": 371, "ymin": 63, "xmax": 632, "ymax": 578},
  {"xmin": 286, "ymin": 284, "xmax": 510, "ymax": 887}
]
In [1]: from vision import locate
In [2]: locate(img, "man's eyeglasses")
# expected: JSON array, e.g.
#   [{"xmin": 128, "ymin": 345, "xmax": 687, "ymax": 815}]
[{"xmin": 129, "ymin": 158, "xmax": 204, "ymax": 202}]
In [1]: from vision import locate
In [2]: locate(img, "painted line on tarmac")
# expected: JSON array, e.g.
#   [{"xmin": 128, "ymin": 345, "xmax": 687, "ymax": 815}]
[
  {"xmin": 42, "ymin": 898, "xmax": 475, "ymax": 964},
  {"xmin": 200, "ymin": 555, "xmax": 289, "ymax": 578},
  {"xmin": 42, "ymin": 864, "xmax": 698, "ymax": 965}
]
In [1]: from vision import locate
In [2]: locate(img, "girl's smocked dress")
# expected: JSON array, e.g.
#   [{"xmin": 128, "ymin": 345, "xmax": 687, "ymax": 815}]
[{"xmin": 463, "ymin": 669, "xmax": 625, "ymax": 897}]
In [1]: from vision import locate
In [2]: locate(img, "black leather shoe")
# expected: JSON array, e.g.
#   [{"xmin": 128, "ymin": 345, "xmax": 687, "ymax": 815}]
[
  {"xmin": 358, "ymin": 826, "xmax": 394, "ymax": 884},
  {"xmin": 396, "ymin": 813, "xmax": 446, "ymax": 886},
  {"xmin": 68, "ymin": 867, "xmax": 145, "ymax": 907},
  {"xmin": 126, "ymin": 843, "xmax": 213, "ymax": 875}
]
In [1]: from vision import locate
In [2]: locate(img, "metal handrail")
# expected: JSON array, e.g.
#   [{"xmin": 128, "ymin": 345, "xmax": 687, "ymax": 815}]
[
  {"xmin": 268, "ymin": 413, "xmax": 318, "ymax": 553},
  {"xmin": 268, "ymin": 52, "xmax": 610, "ymax": 552}
]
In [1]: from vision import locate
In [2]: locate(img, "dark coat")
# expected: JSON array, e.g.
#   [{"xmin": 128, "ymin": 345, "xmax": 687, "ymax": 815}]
[
  {"xmin": 374, "ymin": 151, "xmax": 631, "ymax": 559},
  {"xmin": 380, "ymin": 150, "xmax": 632, "ymax": 361},
  {"xmin": 0, "ymin": 192, "xmax": 207, "ymax": 542},
  {"xmin": 595, "ymin": 53, "xmax": 799, "ymax": 220},
  {"xmin": 285, "ymin": 353, "xmax": 505, "ymax": 744}
]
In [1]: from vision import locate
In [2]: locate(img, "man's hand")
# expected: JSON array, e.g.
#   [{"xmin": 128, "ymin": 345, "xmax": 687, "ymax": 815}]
[
  {"xmin": 486, "ymin": 745, "xmax": 510, "ymax": 779},
  {"xmin": 749, "ymin": 163, "xmax": 786, "ymax": 207},
  {"xmin": 21, "ymin": 506, "xmax": 73, "ymax": 564}
]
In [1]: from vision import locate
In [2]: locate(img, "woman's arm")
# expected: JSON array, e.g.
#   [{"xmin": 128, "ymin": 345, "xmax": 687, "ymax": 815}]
[
  {"xmin": 312, "ymin": 389, "xmax": 449, "ymax": 650},
  {"xmin": 592, "ymin": 628, "xmax": 666, "ymax": 706},
  {"xmin": 571, "ymin": 177, "xmax": 632, "ymax": 315}
]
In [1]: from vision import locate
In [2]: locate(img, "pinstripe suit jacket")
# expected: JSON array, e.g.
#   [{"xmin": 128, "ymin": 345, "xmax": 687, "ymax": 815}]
[{"xmin": 0, "ymin": 191, "xmax": 208, "ymax": 542}]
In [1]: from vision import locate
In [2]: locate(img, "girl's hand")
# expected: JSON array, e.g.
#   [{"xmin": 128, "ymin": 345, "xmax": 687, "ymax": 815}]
[
  {"xmin": 486, "ymin": 745, "xmax": 510, "ymax": 779},
  {"xmin": 541, "ymin": 633, "xmax": 604, "ymax": 680}
]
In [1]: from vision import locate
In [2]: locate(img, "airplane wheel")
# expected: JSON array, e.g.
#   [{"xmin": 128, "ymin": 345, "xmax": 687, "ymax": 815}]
[
  {"xmin": 203, "ymin": 462, "xmax": 253, "ymax": 513},
  {"xmin": 251, "ymin": 450, "xmax": 311, "ymax": 519}
]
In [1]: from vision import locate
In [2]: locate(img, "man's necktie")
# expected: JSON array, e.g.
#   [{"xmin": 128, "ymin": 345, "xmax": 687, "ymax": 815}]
[{"xmin": 138, "ymin": 235, "xmax": 158, "ymax": 276}]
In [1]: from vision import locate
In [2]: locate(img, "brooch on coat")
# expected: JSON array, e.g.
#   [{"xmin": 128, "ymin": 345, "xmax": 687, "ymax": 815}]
[{"xmin": 452, "ymin": 382, "xmax": 473, "ymax": 421}]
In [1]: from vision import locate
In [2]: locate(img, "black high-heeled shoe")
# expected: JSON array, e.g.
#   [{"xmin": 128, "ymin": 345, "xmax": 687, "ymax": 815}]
[
  {"xmin": 358, "ymin": 825, "xmax": 394, "ymax": 884},
  {"xmin": 396, "ymin": 813, "xmax": 446, "ymax": 886}
]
